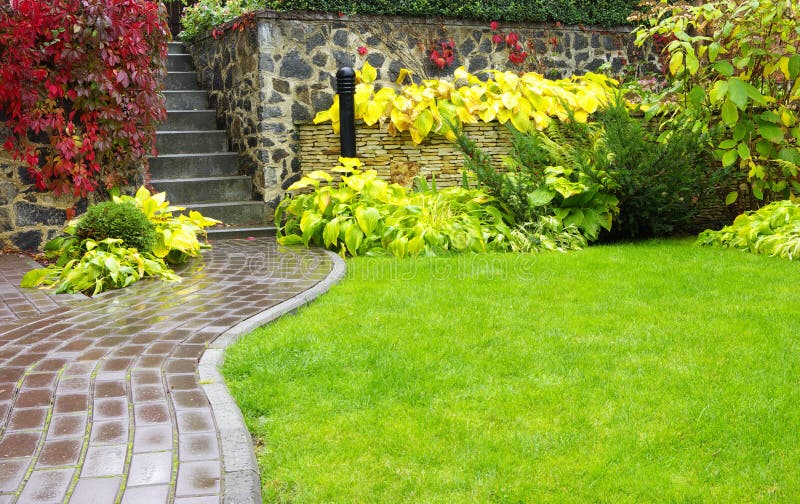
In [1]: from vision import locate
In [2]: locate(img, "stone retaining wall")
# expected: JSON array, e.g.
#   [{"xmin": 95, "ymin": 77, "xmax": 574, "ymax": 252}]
[
  {"xmin": 189, "ymin": 10, "xmax": 657, "ymax": 213},
  {"xmin": 0, "ymin": 152, "xmax": 87, "ymax": 251}
]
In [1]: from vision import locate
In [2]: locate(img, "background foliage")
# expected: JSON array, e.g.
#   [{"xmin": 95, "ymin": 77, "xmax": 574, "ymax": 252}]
[
  {"xmin": 0, "ymin": 0, "xmax": 169, "ymax": 196},
  {"xmin": 634, "ymin": 0, "xmax": 800, "ymax": 204},
  {"xmin": 180, "ymin": 0, "xmax": 642, "ymax": 40}
]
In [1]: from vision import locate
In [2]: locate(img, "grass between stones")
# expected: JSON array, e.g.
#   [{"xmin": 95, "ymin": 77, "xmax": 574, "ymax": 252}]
[{"xmin": 221, "ymin": 239, "xmax": 800, "ymax": 502}]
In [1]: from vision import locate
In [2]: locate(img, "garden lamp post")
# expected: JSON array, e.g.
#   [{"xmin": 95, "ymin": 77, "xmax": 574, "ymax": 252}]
[{"xmin": 336, "ymin": 67, "xmax": 357, "ymax": 158}]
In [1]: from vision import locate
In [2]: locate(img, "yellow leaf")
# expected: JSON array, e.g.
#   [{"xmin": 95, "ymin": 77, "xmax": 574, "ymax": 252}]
[
  {"xmin": 669, "ymin": 51, "xmax": 684, "ymax": 76},
  {"xmin": 307, "ymin": 170, "xmax": 333, "ymax": 182},
  {"xmin": 363, "ymin": 101, "xmax": 384, "ymax": 126},
  {"xmin": 779, "ymin": 56, "xmax": 790, "ymax": 80},
  {"xmin": 312, "ymin": 109, "xmax": 331, "ymax": 124},
  {"xmin": 577, "ymin": 92, "xmax": 599, "ymax": 114},
  {"xmin": 782, "ymin": 110, "xmax": 796, "ymax": 127},
  {"xmin": 454, "ymin": 66, "xmax": 469, "ymax": 82},
  {"xmin": 501, "ymin": 92, "xmax": 519, "ymax": 109},
  {"xmin": 395, "ymin": 67, "xmax": 414, "ymax": 85},
  {"xmin": 361, "ymin": 61, "xmax": 377, "ymax": 83},
  {"xmin": 573, "ymin": 110, "xmax": 589, "ymax": 123}
]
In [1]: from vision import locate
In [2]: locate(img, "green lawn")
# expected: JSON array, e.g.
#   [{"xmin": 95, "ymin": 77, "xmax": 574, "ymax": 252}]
[{"xmin": 222, "ymin": 240, "xmax": 800, "ymax": 503}]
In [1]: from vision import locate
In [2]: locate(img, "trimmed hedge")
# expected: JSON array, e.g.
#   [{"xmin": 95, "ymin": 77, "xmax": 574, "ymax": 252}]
[{"xmin": 265, "ymin": 0, "xmax": 641, "ymax": 26}]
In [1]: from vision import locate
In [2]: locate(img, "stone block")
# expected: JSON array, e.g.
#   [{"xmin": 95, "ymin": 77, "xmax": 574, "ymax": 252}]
[
  {"xmin": 10, "ymin": 229, "xmax": 42, "ymax": 251},
  {"xmin": 14, "ymin": 202, "xmax": 66, "ymax": 227},
  {"xmin": 279, "ymin": 49, "xmax": 312, "ymax": 79}
]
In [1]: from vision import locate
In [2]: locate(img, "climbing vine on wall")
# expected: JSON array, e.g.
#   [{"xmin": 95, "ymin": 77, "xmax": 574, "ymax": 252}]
[{"xmin": 0, "ymin": 0, "xmax": 170, "ymax": 196}]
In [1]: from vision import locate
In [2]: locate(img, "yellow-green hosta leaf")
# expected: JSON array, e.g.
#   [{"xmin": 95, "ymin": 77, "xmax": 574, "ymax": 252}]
[
  {"xmin": 355, "ymin": 206, "xmax": 380, "ymax": 236},
  {"xmin": 412, "ymin": 108, "xmax": 434, "ymax": 144},
  {"xmin": 300, "ymin": 212, "xmax": 322, "ymax": 237},
  {"xmin": 576, "ymin": 92, "xmax": 599, "ymax": 114},
  {"xmin": 322, "ymin": 218, "xmax": 340, "ymax": 248},
  {"xmin": 307, "ymin": 170, "xmax": 333, "ymax": 182},
  {"xmin": 21, "ymin": 268, "xmax": 52, "ymax": 288},
  {"xmin": 286, "ymin": 176, "xmax": 320, "ymax": 191},
  {"xmin": 344, "ymin": 224, "xmax": 364, "ymax": 256},
  {"xmin": 510, "ymin": 98, "xmax": 532, "ymax": 133},
  {"xmin": 407, "ymin": 235, "xmax": 425, "ymax": 256}
]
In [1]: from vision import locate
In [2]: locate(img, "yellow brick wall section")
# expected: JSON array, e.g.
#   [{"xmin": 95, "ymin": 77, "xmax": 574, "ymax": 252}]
[{"xmin": 297, "ymin": 122, "xmax": 514, "ymax": 187}]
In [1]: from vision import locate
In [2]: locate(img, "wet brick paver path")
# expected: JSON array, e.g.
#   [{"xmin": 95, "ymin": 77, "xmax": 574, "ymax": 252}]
[{"xmin": 0, "ymin": 238, "xmax": 333, "ymax": 503}]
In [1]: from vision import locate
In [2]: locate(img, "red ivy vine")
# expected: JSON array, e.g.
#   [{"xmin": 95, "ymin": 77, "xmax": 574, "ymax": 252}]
[{"xmin": 0, "ymin": 0, "xmax": 169, "ymax": 196}]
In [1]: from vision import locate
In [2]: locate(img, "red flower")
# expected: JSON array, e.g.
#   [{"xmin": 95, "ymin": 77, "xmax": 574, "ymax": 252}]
[
  {"xmin": 549, "ymin": 37, "xmax": 559, "ymax": 46},
  {"xmin": 492, "ymin": 34, "xmax": 503, "ymax": 45},
  {"xmin": 490, "ymin": 21, "xmax": 499, "ymax": 31},
  {"xmin": 357, "ymin": 46, "xmax": 368, "ymax": 56},
  {"xmin": 505, "ymin": 32, "xmax": 519, "ymax": 46}
]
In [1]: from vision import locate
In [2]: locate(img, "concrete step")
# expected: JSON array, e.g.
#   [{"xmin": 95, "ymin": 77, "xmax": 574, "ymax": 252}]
[
  {"xmin": 165, "ymin": 72, "xmax": 201, "ymax": 91},
  {"xmin": 168, "ymin": 42, "xmax": 188, "ymax": 55},
  {"xmin": 167, "ymin": 54, "xmax": 194, "ymax": 72},
  {"xmin": 151, "ymin": 176, "xmax": 252, "ymax": 204},
  {"xmin": 149, "ymin": 152, "xmax": 239, "ymax": 179},
  {"xmin": 207, "ymin": 225, "xmax": 277, "ymax": 240},
  {"xmin": 181, "ymin": 201, "xmax": 269, "ymax": 226},
  {"xmin": 164, "ymin": 90, "xmax": 209, "ymax": 110},
  {"xmin": 156, "ymin": 130, "xmax": 228, "ymax": 154},
  {"xmin": 159, "ymin": 110, "xmax": 218, "ymax": 131}
]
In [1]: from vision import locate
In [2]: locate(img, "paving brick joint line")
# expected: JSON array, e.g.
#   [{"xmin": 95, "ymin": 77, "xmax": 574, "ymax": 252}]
[{"xmin": 0, "ymin": 238, "xmax": 341, "ymax": 504}]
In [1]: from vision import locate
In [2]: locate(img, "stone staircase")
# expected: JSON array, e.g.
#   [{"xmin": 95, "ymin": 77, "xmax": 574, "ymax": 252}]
[{"xmin": 149, "ymin": 41, "xmax": 275, "ymax": 239}]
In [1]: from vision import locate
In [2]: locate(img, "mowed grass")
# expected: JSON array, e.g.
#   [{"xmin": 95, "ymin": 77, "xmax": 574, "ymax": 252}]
[{"xmin": 221, "ymin": 240, "xmax": 800, "ymax": 503}]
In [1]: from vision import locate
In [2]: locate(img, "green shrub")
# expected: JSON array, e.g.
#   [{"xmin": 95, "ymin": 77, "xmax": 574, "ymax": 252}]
[
  {"xmin": 75, "ymin": 201, "xmax": 156, "ymax": 253},
  {"xmin": 697, "ymin": 200, "xmax": 800, "ymax": 260},
  {"xmin": 180, "ymin": 0, "xmax": 641, "ymax": 40},
  {"xmin": 596, "ymin": 97, "xmax": 723, "ymax": 239}
]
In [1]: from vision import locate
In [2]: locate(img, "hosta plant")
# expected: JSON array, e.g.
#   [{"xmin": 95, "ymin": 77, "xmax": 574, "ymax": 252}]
[
  {"xmin": 276, "ymin": 158, "xmax": 515, "ymax": 257},
  {"xmin": 21, "ymin": 187, "xmax": 221, "ymax": 295},
  {"xmin": 313, "ymin": 63, "xmax": 619, "ymax": 145},
  {"xmin": 113, "ymin": 186, "xmax": 221, "ymax": 264},
  {"xmin": 22, "ymin": 236, "xmax": 180, "ymax": 296},
  {"xmin": 697, "ymin": 199, "xmax": 800, "ymax": 260}
]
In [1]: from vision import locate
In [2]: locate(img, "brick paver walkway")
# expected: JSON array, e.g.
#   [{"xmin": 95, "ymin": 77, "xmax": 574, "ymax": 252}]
[{"xmin": 0, "ymin": 238, "xmax": 335, "ymax": 503}]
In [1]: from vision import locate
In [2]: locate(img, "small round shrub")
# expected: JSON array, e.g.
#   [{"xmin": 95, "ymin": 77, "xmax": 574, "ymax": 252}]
[{"xmin": 75, "ymin": 201, "xmax": 156, "ymax": 252}]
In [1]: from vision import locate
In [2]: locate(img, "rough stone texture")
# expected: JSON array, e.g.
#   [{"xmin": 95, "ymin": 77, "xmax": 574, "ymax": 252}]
[
  {"xmin": 0, "ymin": 152, "xmax": 86, "ymax": 251},
  {"xmin": 189, "ymin": 10, "xmax": 659, "ymax": 215},
  {"xmin": 299, "ymin": 122, "xmax": 514, "ymax": 188}
]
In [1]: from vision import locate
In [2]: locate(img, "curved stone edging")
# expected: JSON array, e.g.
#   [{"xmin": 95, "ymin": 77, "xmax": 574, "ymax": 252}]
[{"xmin": 198, "ymin": 250, "xmax": 347, "ymax": 504}]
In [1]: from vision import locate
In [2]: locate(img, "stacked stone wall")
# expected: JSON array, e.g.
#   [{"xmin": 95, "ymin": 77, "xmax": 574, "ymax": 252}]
[
  {"xmin": 189, "ymin": 10, "xmax": 657, "ymax": 213},
  {"xmin": 298, "ymin": 122, "xmax": 513, "ymax": 187}
]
